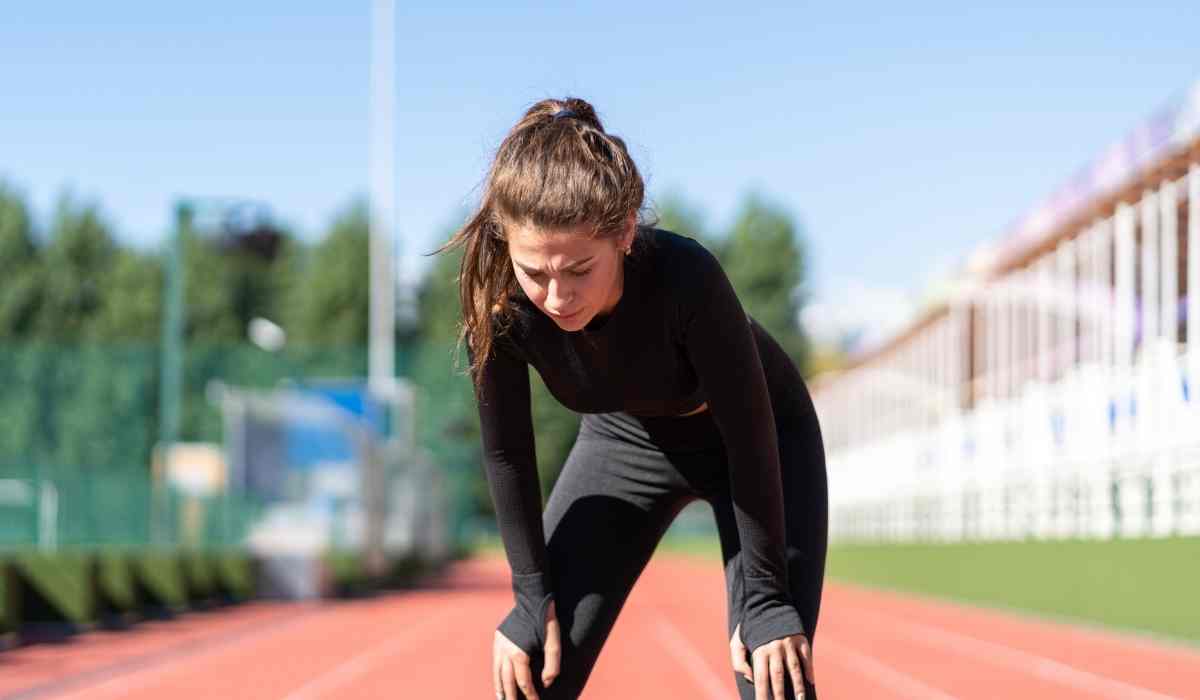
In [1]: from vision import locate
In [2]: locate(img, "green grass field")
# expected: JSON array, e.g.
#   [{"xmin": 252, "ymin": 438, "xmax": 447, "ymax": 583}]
[{"xmin": 472, "ymin": 532, "xmax": 1200, "ymax": 646}]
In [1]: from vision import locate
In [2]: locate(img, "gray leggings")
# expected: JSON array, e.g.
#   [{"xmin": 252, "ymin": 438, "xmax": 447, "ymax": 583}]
[{"xmin": 514, "ymin": 393, "xmax": 828, "ymax": 699}]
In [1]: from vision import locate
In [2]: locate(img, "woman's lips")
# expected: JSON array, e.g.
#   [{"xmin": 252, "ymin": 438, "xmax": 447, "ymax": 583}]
[{"xmin": 550, "ymin": 308, "xmax": 582, "ymax": 322}]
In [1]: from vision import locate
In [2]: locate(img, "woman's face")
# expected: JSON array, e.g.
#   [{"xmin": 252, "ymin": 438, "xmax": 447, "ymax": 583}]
[{"xmin": 507, "ymin": 216, "xmax": 635, "ymax": 332}]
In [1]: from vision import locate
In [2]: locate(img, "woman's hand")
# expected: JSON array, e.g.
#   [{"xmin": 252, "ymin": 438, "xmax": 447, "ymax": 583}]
[
  {"xmin": 730, "ymin": 622, "xmax": 815, "ymax": 700},
  {"xmin": 493, "ymin": 599, "xmax": 561, "ymax": 699}
]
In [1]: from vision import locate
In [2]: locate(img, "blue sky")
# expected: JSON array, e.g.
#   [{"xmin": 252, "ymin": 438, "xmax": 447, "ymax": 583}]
[{"xmin": 2, "ymin": 2, "xmax": 1197, "ymax": 346}]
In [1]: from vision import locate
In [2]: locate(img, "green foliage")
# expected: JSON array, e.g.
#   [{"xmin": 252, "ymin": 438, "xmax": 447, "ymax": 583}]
[
  {"xmin": 413, "ymin": 223, "xmax": 493, "ymax": 520},
  {"xmin": 0, "ymin": 266, "xmax": 43, "ymax": 340},
  {"xmin": 181, "ymin": 230, "xmax": 250, "ymax": 343},
  {"xmin": 12, "ymin": 550, "xmax": 93, "ymax": 623},
  {"xmin": 721, "ymin": 192, "xmax": 812, "ymax": 372},
  {"xmin": 652, "ymin": 189, "xmax": 718, "ymax": 249},
  {"xmin": 0, "ymin": 182, "xmax": 36, "ymax": 266},
  {"xmin": 0, "ymin": 181, "xmax": 40, "ymax": 338},
  {"xmin": 417, "ymin": 231, "xmax": 466, "ymax": 344},
  {"xmin": 33, "ymin": 194, "xmax": 118, "ymax": 340},
  {"xmin": 133, "ymin": 551, "xmax": 187, "ymax": 607},
  {"xmin": 287, "ymin": 200, "xmax": 371, "ymax": 346},
  {"xmin": 90, "ymin": 249, "xmax": 163, "ymax": 341},
  {"xmin": 95, "ymin": 549, "xmax": 137, "ymax": 610}
]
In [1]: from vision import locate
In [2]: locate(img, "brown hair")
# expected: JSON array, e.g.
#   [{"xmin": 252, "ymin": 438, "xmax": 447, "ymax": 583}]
[{"xmin": 437, "ymin": 97, "xmax": 648, "ymax": 389}]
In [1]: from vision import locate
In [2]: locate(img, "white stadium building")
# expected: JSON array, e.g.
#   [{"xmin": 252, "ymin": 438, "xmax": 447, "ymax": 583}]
[{"xmin": 811, "ymin": 80, "xmax": 1200, "ymax": 544}]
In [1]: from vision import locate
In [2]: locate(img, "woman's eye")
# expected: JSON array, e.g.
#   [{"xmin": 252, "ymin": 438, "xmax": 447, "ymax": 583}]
[{"xmin": 569, "ymin": 268, "xmax": 592, "ymax": 278}]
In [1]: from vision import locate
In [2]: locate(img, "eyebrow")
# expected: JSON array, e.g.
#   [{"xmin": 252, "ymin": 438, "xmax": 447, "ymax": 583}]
[{"xmin": 515, "ymin": 256, "xmax": 594, "ymax": 275}]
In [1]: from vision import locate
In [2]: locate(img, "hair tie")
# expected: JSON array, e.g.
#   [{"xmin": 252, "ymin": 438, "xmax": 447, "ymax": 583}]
[{"xmin": 552, "ymin": 108, "xmax": 577, "ymax": 121}]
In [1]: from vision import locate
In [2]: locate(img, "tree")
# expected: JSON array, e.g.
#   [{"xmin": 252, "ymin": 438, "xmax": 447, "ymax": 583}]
[
  {"xmin": 89, "ymin": 249, "xmax": 163, "ymax": 341},
  {"xmin": 287, "ymin": 199, "xmax": 370, "ymax": 347},
  {"xmin": 416, "ymin": 221, "xmax": 467, "ymax": 345},
  {"xmin": 650, "ymin": 189, "xmax": 726, "ymax": 256},
  {"xmin": 33, "ymin": 192, "xmax": 118, "ymax": 340},
  {"xmin": 721, "ymin": 192, "xmax": 812, "ymax": 373},
  {"xmin": 0, "ymin": 181, "xmax": 36, "ymax": 267},
  {"xmin": 0, "ymin": 182, "xmax": 42, "ymax": 338},
  {"xmin": 180, "ymin": 226, "xmax": 243, "ymax": 343}
]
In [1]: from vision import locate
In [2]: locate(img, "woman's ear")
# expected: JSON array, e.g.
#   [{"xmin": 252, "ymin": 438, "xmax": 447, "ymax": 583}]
[{"xmin": 621, "ymin": 211, "xmax": 637, "ymax": 250}]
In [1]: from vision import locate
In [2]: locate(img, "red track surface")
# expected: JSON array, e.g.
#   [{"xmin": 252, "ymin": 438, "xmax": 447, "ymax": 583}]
[{"xmin": 2, "ymin": 551, "xmax": 1198, "ymax": 699}]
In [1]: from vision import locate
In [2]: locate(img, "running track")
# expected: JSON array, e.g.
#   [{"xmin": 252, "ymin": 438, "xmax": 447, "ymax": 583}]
[{"xmin": 2, "ymin": 551, "xmax": 1197, "ymax": 699}]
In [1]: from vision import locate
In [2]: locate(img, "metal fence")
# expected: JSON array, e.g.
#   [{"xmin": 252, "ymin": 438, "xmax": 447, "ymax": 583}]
[
  {"xmin": 0, "ymin": 341, "xmax": 472, "ymax": 558},
  {"xmin": 826, "ymin": 339, "xmax": 1200, "ymax": 544},
  {"xmin": 0, "ymin": 461, "xmax": 264, "ymax": 550}
]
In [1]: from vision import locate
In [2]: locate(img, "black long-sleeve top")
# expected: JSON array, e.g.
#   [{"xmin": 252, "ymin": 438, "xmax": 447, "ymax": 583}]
[{"xmin": 475, "ymin": 227, "xmax": 805, "ymax": 655}]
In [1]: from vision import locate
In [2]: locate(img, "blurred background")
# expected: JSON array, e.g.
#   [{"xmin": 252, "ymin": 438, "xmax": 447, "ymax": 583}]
[{"xmin": 1, "ymin": 0, "xmax": 1198, "ymax": 658}]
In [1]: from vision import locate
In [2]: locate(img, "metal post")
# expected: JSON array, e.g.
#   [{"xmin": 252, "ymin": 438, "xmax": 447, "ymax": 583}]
[
  {"xmin": 1190, "ymin": 165, "xmax": 1200, "ymax": 390},
  {"xmin": 1097, "ymin": 217, "xmax": 1113, "ymax": 369},
  {"xmin": 1088, "ymin": 223, "xmax": 1104, "ymax": 365},
  {"xmin": 999, "ymin": 283, "xmax": 1011, "ymax": 399},
  {"xmin": 987, "ymin": 290, "xmax": 998, "ymax": 401},
  {"xmin": 1038, "ymin": 258, "xmax": 1052, "ymax": 382},
  {"xmin": 1113, "ymin": 203, "xmax": 1137, "ymax": 538},
  {"xmin": 1057, "ymin": 240, "xmax": 1075, "ymax": 376},
  {"xmin": 1160, "ymin": 181, "xmax": 1178, "ymax": 347},
  {"xmin": 1115, "ymin": 204, "xmax": 1136, "ymax": 434},
  {"xmin": 160, "ymin": 204, "xmax": 188, "ymax": 449},
  {"xmin": 1141, "ymin": 189, "xmax": 1160, "ymax": 345},
  {"xmin": 369, "ymin": 0, "xmax": 397, "ymax": 401},
  {"xmin": 1079, "ymin": 226, "xmax": 1094, "ymax": 366},
  {"xmin": 1137, "ymin": 190, "xmax": 1161, "ymax": 537},
  {"xmin": 157, "ymin": 202, "xmax": 189, "ymax": 545}
]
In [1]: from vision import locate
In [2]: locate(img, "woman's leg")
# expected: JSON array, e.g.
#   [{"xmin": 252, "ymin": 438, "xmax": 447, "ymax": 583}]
[
  {"xmin": 708, "ymin": 397, "xmax": 829, "ymax": 700},
  {"xmin": 517, "ymin": 421, "xmax": 697, "ymax": 699}
]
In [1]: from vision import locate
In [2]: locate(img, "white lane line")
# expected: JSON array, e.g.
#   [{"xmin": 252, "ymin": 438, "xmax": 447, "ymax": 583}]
[
  {"xmin": 650, "ymin": 609, "xmax": 732, "ymax": 700},
  {"xmin": 875, "ymin": 615, "xmax": 1182, "ymax": 700},
  {"xmin": 280, "ymin": 606, "xmax": 473, "ymax": 700},
  {"xmin": 819, "ymin": 638, "xmax": 962, "ymax": 700}
]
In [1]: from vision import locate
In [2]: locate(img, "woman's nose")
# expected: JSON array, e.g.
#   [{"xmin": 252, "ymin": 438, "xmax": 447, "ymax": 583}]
[{"xmin": 546, "ymin": 278, "xmax": 572, "ymax": 309}]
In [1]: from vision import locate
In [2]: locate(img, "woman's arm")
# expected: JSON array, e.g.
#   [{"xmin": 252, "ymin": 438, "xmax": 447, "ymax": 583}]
[
  {"xmin": 475, "ymin": 338, "xmax": 556, "ymax": 657},
  {"xmin": 680, "ymin": 245, "xmax": 806, "ymax": 655}
]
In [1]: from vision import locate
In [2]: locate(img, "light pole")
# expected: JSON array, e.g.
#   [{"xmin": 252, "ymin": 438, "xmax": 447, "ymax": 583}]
[{"xmin": 369, "ymin": 0, "xmax": 397, "ymax": 400}]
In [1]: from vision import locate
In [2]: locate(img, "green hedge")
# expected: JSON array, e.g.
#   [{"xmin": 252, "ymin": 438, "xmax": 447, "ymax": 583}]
[
  {"xmin": 323, "ymin": 550, "xmax": 369, "ymax": 595},
  {"xmin": 94, "ymin": 548, "xmax": 136, "ymax": 612},
  {"xmin": 1, "ymin": 562, "xmax": 10, "ymax": 633},
  {"xmin": 214, "ymin": 551, "xmax": 255, "ymax": 599},
  {"xmin": 13, "ymin": 549, "xmax": 93, "ymax": 624},
  {"xmin": 132, "ymin": 550, "xmax": 187, "ymax": 609},
  {"xmin": 1, "ymin": 547, "xmax": 259, "ymax": 629}
]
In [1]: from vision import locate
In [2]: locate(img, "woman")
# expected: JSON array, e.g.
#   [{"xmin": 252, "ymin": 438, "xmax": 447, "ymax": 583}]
[{"xmin": 440, "ymin": 97, "xmax": 828, "ymax": 700}]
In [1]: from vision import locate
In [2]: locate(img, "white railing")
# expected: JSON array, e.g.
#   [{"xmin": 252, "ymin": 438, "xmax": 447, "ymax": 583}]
[
  {"xmin": 827, "ymin": 344, "xmax": 1200, "ymax": 543},
  {"xmin": 821, "ymin": 162, "xmax": 1200, "ymax": 544}
]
